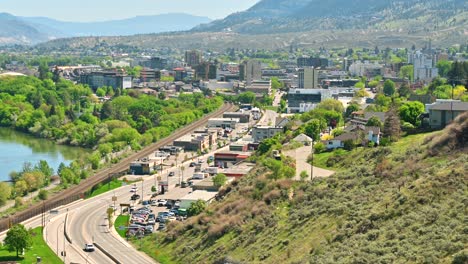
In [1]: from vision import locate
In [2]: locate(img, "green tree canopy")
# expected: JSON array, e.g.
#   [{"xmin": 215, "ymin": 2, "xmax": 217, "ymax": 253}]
[
  {"xmin": 4, "ymin": 224, "xmax": 32, "ymax": 257},
  {"xmin": 399, "ymin": 101, "xmax": 425, "ymax": 127},
  {"xmin": 383, "ymin": 80, "xmax": 396, "ymax": 96},
  {"xmin": 188, "ymin": 200, "xmax": 207, "ymax": 217},
  {"xmin": 213, "ymin": 173, "xmax": 228, "ymax": 187}
]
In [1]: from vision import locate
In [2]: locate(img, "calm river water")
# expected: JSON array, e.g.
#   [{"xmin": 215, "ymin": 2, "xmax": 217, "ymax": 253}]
[{"xmin": 0, "ymin": 127, "xmax": 90, "ymax": 182}]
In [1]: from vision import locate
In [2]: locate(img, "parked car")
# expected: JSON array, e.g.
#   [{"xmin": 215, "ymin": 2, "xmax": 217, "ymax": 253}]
[
  {"xmin": 151, "ymin": 200, "xmax": 158, "ymax": 206},
  {"xmin": 130, "ymin": 194, "xmax": 140, "ymax": 200},
  {"xmin": 84, "ymin": 244, "xmax": 95, "ymax": 252},
  {"xmin": 189, "ymin": 162, "xmax": 197, "ymax": 167},
  {"xmin": 157, "ymin": 223, "xmax": 166, "ymax": 230},
  {"xmin": 144, "ymin": 225, "xmax": 154, "ymax": 234},
  {"xmin": 142, "ymin": 200, "xmax": 150, "ymax": 206},
  {"xmin": 169, "ymin": 171, "xmax": 175, "ymax": 177},
  {"xmin": 157, "ymin": 199, "xmax": 167, "ymax": 207},
  {"xmin": 130, "ymin": 187, "xmax": 138, "ymax": 192}
]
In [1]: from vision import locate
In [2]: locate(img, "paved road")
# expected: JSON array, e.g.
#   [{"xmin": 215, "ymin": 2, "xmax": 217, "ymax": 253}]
[
  {"xmin": 44, "ymin": 106, "xmax": 242, "ymax": 264},
  {"xmin": 257, "ymin": 109, "xmax": 279, "ymax": 126}
]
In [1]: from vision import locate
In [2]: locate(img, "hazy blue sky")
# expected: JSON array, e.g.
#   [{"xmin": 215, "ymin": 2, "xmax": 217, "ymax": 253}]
[{"xmin": 0, "ymin": 0, "xmax": 259, "ymax": 21}]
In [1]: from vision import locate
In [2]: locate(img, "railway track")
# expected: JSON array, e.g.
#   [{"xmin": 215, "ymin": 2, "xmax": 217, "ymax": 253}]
[{"xmin": 0, "ymin": 102, "xmax": 236, "ymax": 230}]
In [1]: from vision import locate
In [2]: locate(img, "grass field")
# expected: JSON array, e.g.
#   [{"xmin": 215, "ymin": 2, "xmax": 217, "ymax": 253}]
[
  {"xmin": 87, "ymin": 180, "xmax": 123, "ymax": 198},
  {"xmin": 0, "ymin": 227, "xmax": 62, "ymax": 264},
  {"xmin": 114, "ymin": 215, "xmax": 130, "ymax": 238}
]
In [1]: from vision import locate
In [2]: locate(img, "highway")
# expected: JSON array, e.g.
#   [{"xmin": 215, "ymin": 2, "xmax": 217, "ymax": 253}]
[{"xmin": 42, "ymin": 103, "xmax": 241, "ymax": 264}]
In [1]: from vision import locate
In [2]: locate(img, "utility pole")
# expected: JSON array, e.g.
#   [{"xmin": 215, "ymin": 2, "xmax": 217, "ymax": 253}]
[{"xmin": 310, "ymin": 141, "xmax": 314, "ymax": 181}]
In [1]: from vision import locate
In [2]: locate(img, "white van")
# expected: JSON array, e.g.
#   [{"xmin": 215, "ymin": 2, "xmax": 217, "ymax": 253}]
[{"xmin": 192, "ymin": 173, "xmax": 208, "ymax": 179}]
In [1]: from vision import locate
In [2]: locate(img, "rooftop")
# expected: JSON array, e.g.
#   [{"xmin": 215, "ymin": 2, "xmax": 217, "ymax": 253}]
[{"xmin": 180, "ymin": 190, "xmax": 217, "ymax": 202}]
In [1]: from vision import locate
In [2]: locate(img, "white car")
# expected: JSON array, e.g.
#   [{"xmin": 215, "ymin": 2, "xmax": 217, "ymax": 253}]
[
  {"xmin": 130, "ymin": 187, "xmax": 138, "ymax": 192},
  {"xmin": 157, "ymin": 199, "xmax": 167, "ymax": 207},
  {"xmin": 84, "ymin": 244, "xmax": 95, "ymax": 252}
]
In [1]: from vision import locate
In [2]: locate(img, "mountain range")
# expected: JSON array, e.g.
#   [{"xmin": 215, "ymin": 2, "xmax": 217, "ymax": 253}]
[
  {"xmin": 0, "ymin": 13, "xmax": 212, "ymax": 45},
  {"xmin": 2, "ymin": 0, "xmax": 467, "ymax": 48},
  {"xmin": 195, "ymin": 0, "xmax": 467, "ymax": 34}
]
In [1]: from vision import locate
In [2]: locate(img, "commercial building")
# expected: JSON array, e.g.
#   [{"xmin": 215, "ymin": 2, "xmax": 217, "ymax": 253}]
[
  {"xmin": 287, "ymin": 89, "xmax": 328, "ymax": 113},
  {"xmin": 214, "ymin": 152, "xmax": 252, "ymax": 168},
  {"xmin": 173, "ymin": 134, "xmax": 211, "ymax": 152},
  {"xmin": 139, "ymin": 68, "xmax": 161, "ymax": 82},
  {"xmin": 297, "ymin": 56, "xmax": 329, "ymax": 68},
  {"xmin": 129, "ymin": 158, "xmax": 156, "ymax": 175},
  {"xmin": 207, "ymin": 118, "xmax": 240, "ymax": 129},
  {"xmin": 245, "ymin": 80, "xmax": 271, "ymax": 95},
  {"xmin": 252, "ymin": 126, "xmax": 284, "ymax": 143},
  {"xmin": 239, "ymin": 60, "xmax": 262, "ymax": 85},
  {"xmin": 179, "ymin": 190, "xmax": 218, "ymax": 210},
  {"xmin": 185, "ymin": 50, "xmax": 202, "ymax": 67},
  {"xmin": 223, "ymin": 112, "xmax": 250, "ymax": 123},
  {"xmin": 80, "ymin": 71, "xmax": 132, "ymax": 90},
  {"xmin": 298, "ymin": 68, "xmax": 319, "ymax": 88},
  {"xmin": 223, "ymin": 162, "xmax": 255, "ymax": 178},
  {"xmin": 195, "ymin": 62, "xmax": 217, "ymax": 80},
  {"xmin": 349, "ymin": 61, "xmax": 383, "ymax": 78}
]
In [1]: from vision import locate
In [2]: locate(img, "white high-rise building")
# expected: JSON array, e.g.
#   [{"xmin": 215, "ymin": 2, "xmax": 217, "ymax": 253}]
[{"xmin": 408, "ymin": 51, "xmax": 438, "ymax": 82}]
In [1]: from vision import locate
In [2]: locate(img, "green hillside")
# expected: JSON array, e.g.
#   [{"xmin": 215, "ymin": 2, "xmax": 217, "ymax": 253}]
[{"xmin": 139, "ymin": 113, "xmax": 468, "ymax": 264}]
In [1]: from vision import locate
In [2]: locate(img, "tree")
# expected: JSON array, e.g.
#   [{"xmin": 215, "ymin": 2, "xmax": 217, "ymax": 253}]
[
  {"xmin": 304, "ymin": 119, "xmax": 322, "ymax": 141},
  {"xmin": 38, "ymin": 62, "xmax": 50, "ymax": 80},
  {"xmin": 384, "ymin": 108, "xmax": 401, "ymax": 142},
  {"xmin": 0, "ymin": 182, "xmax": 12, "ymax": 206},
  {"xmin": 399, "ymin": 65, "xmax": 414, "ymax": 81},
  {"xmin": 366, "ymin": 116, "xmax": 384, "ymax": 128},
  {"xmin": 314, "ymin": 142, "xmax": 326, "ymax": 154},
  {"xmin": 383, "ymin": 80, "xmax": 396, "ymax": 96},
  {"xmin": 213, "ymin": 173, "xmax": 227, "ymax": 187},
  {"xmin": 316, "ymin": 99, "xmax": 344, "ymax": 113},
  {"xmin": 107, "ymin": 207, "xmax": 114, "ymax": 227},
  {"xmin": 4, "ymin": 224, "xmax": 32, "ymax": 257},
  {"xmin": 355, "ymin": 88, "xmax": 369, "ymax": 98},
  {"xmin": 436, "ymin": 60, "xmax": 452, "ymax": 78},
  {"xmin": 345, "ymin": 103, "xmax": 360, "ymax": 117},
  {"xmin": 96, "ymin": 87, "xmax": 106, "ymax": 97},
  {"xmin": 399, "ymin": 101, "xmax": 425, "ymax": 127},
  {"xmin": 238, "ymin": 92, "xmax": 256, "ymax": 104},
  {"xmin": 188, "ymin": 200, "xmax": 206, "ymax": 216},
  {"xmin": 398, "ymin": 84, "xmax": 412, "ymax": 98}
]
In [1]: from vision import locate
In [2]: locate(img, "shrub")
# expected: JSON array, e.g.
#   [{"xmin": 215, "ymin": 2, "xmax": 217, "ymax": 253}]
[
  {"xmin": 14, "ymin": 197, "xmax": 23, "ymax": 208},
  {"xmin": 314, "ymin": 142, "xmax": 326, "ymax": 153},
  {"xmin": 38, "ymin": 189, "xmax": 48, "ymax": 200}
]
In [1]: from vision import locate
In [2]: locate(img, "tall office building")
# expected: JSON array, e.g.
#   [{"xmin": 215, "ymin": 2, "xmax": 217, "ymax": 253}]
[
  {"xmin": 298, "ymin": 68, "xmax": 319, "ymax": 89},
  {"xmin": 185, "ymin": 50, "xmax": 202, "ymax": 67},
  {"xmin": 240, "ymin": 60, "xmax": 262, "ymax": 85}
]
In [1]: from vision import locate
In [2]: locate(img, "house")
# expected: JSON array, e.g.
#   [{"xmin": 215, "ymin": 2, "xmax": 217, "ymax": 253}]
[
  {"xmin": 426, "ymin": 101, "xmax": 468, "ymax": 129},
  {"xmin": 275, "ymin": 116, "xmax": 291, "ymax": 127},
  {"xmin": 223, "ymin": 112, "xmax": 251, "ymax": 123},
  {"xmin": 323, "ymin": 126, "xmax": 381, "ymax": 150},
  {"xmin": 292, "ymin": 133, "xmax": 313, "ymax": 145},
  {"xmin": 349, "ymin": 112, "xmax": 387, "ymax": 126}
]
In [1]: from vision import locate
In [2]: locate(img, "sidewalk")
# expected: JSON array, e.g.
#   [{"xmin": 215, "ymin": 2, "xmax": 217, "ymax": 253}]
[{"xmin": 284, "ymin": 146, "xmax": 335, "ymax": 180}]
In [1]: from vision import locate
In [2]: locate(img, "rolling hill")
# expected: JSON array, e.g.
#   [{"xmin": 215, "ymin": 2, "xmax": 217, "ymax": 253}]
[{"xmin": 0, "ymin": 13, "xmax": 212, "ymax": 45}]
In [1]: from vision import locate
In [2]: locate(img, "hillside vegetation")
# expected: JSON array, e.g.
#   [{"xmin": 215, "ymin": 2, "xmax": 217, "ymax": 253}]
[{"xmin": 140, "ymin": 112, "xmax": 468, "ymax": 263}]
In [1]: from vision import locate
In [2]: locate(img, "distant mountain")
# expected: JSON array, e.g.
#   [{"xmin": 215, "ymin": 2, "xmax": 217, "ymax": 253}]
[
  {"xmin": 194, "ymin": 0, "xmax": 468, "ymax": 34},
  {"xmin": 0, "ymin": 13, "xmax": 212, "ymax": 45},
  {"xmin": 0, "ymin": 13, "xmax": 57, "ymax": 45}
]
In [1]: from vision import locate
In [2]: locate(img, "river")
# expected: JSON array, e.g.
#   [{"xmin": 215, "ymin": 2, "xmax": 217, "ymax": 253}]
[{"xmin": 0, "ymin": 127, "xmax": 90, "ymax": 182}]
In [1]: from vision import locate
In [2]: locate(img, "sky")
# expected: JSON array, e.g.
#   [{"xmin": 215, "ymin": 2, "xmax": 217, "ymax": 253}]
[{"xmin": 0, "ymin": 0, "xmax": 259, "ymax": 21}]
